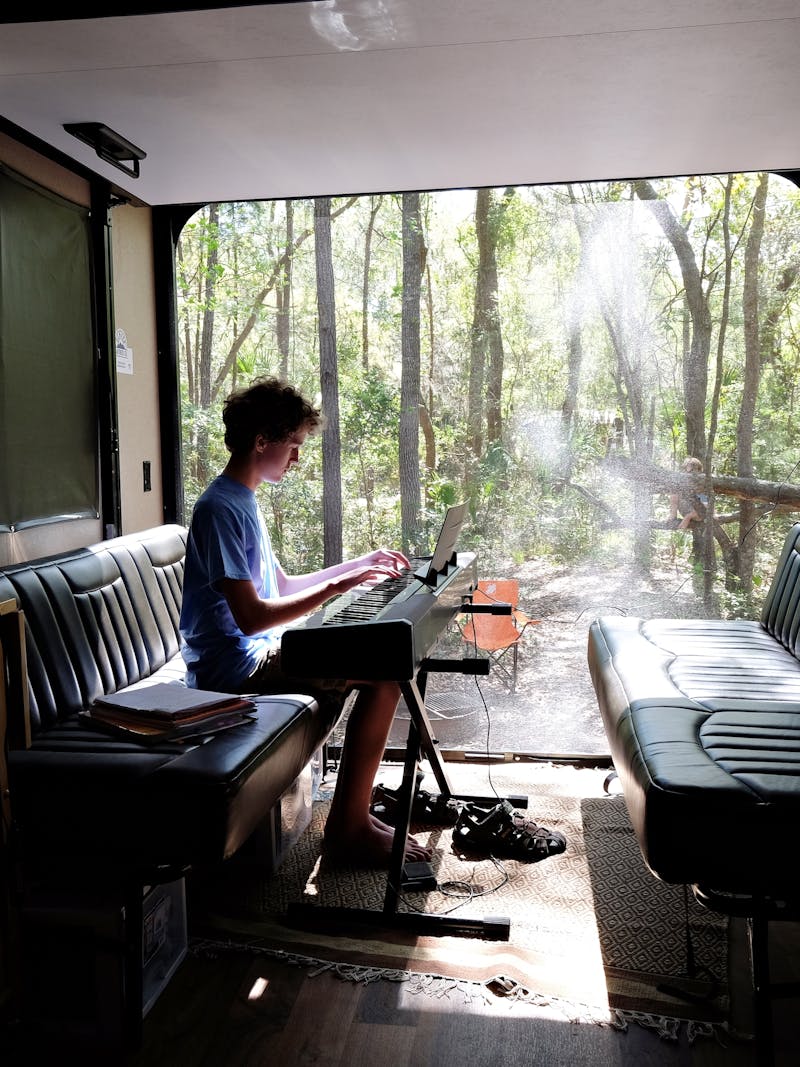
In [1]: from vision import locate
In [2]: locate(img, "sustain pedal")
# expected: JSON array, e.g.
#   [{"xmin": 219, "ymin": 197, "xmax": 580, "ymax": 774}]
[{"xmin": 402, "ymin": 860, "xmax": 437, "ymax": 891}]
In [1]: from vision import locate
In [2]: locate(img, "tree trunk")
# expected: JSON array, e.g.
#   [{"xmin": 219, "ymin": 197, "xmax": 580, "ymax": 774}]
[
  {"xmin": 314, "ymin": 197, "xmax": 343, "ymax": 566},
  {"xmin": 361, "ymin": 196, "xmax": 381, "ymax": 371},
  {"xmin": 420, "ymin": 402, "xmax": 436, "ymax": 477},
  {"xmin": 175, "ymin": 233, "xmax": 196, "ymax": 456},
  {"xmin": 467, "ymin": 188, "xmax": 506, "ymax": 455},
  {"xmin": 486, "ymin": 190, "xmax": 512, "ymax": 446},
  {"xmin": 634, "ymin": 180, "xmax": 712, "ymax": 462},
  {"xmin": 228, "ymin": 203, "xmax": 241, "ymax": 394},
  {"xmin": 400, "ymin": 192, "xmax": 422, "ymax": 554},
  {"xmin": 702, "ymin": 176, "xmax": 734, "ymax": 603},
  {"xmin": 737, "ymin": 173, "xmax": 769, "ymax": 594},
  {"xmin": 276, "ymin": 199, "xmax": 293, "ymax": 380},
  {"xmin": 422, "ymin": 258, "xmax": 436, "ymax": 488},
  {"xmin": 195, "ymin": 203, "xmax": 219, "ymax": 487},
  {"xmin": 562, "ymin": 192, "xmax": 592, "ymax": 479}
]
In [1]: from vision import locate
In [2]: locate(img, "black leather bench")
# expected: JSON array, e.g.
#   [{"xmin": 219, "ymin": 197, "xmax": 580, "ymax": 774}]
[
  {"xmin": 588, "ymin": 522, "xmax": 800, "ymax": 1066},
  {"xmin": 1, "ymin": 523, "xmax": 340, "ymax": 873},
  {"xmin": 0, "ymin": 524, "xmax": 342, "ymax": 1044}
]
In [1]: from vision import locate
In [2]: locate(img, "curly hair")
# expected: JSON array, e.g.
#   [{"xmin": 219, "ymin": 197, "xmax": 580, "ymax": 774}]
[{"xmin": 222, "ymin": 377, "xmax": 322, "ymax": 455}]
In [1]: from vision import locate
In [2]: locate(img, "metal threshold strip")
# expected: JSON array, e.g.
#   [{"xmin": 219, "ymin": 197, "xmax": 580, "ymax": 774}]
[{"xmin": 326, "ymin": 744, "xmax": 613, "ymax": 768}]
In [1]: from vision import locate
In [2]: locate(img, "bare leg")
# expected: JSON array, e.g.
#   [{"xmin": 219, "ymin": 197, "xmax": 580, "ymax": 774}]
[{"xmin": 324, "ymin": 680, "xmax": 431, "ymax": 867}]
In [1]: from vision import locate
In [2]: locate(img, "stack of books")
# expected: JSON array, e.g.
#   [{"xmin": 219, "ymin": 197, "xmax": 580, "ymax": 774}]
[{"xmin": 78, "ymin": 683, "xmax": 257, "ymax": 745}]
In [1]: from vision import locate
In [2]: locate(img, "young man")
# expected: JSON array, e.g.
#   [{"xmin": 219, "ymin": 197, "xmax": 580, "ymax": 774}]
[{"xmin": 180, "ymin": 376, "xmax": 430, "ymax": 867}]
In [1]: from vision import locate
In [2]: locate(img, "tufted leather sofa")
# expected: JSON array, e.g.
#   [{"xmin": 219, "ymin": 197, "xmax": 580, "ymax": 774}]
[
  {"xmin": 587, "ymin": 523, "xmax": 800, "ymax": 1064},
  {"xmin": 0, "ymin": 524, "xmax": 341, "ymax": 877},
  {"xmin": 588, "ymin": 522, "xmax": 800, "ymax": 897}
]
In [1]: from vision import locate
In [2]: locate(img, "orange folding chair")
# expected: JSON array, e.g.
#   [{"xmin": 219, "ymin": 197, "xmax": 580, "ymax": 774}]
[{"xmin": 458, "ymin": 579, "xmax": 538, "ymax": 692}]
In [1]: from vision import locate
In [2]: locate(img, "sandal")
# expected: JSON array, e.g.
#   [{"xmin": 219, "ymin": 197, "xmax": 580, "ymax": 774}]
[
  {"xmin": 452, "ymin": 799, "xmax": 566, "ymax": 861},
  {"xmin": 370, "ymin": 782, "xmax": 461, "ymax": 826}
]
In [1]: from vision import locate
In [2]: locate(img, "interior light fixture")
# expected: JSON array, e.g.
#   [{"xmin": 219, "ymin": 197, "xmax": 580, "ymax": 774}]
[{"xmin": 63, "ymin": 122, "xmax": 146, "ymax": 179}]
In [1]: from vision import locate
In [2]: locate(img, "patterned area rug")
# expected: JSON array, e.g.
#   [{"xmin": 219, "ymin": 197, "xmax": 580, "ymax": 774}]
[{"xmin": 188, "ymin": 762, "xmax": 729, "ymax": 1039}]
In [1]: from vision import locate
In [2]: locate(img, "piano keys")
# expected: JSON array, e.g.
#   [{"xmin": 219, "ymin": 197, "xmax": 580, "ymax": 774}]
[{"xmin": 280, "ymin": 552, "xmax": 478, "ymax": 681}]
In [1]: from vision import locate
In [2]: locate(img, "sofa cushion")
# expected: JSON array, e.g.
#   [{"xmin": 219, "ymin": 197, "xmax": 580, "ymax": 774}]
[
  {"xmin": 10, "ymin": 692, "xmax": 337, "ymax": 871},
  {"xmin": 0, "ymin": 525, "xmax": 186, "ymax": 733},
  {"xmin": 588, "ymin": 612, "xmax": 800, "ymax": 893}
]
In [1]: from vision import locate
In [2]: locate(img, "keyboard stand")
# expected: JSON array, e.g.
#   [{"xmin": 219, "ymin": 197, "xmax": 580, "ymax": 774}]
[{"xmin": 287, "ymin": 660, "xmax": 527, "ymax": 942}]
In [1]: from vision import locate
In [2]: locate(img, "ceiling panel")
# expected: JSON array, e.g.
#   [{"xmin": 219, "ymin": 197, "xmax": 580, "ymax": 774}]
[{"xmin": 1, "ymin": 1, "xmax": 798, "ymax": 205}]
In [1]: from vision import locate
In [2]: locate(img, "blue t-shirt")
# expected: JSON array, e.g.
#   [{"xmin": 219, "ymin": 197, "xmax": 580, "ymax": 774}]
[{"xmin": 180, "ymin": 474, "xmax": 279, "ymax": 690}]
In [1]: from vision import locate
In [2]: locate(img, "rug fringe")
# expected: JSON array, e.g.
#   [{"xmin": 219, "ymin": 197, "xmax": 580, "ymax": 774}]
[{"xmin": 189, "ymin": 936, "xmax": 730, "ymax": 1043}]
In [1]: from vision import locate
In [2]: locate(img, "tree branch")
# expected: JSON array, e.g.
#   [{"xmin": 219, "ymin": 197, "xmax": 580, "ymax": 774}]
[{"xmin": 601, "ymin": 454, "xmax": 800, "ymax": 509}]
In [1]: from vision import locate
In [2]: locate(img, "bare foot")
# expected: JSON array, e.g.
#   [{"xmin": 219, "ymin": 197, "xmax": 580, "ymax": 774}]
[
  {"xmin": 324, "ymin": 819, "xmax": 431, "ymax": 868},
  {"xmin": 369, "ymin": 811, "xmax": 428, "ymax": 851}
]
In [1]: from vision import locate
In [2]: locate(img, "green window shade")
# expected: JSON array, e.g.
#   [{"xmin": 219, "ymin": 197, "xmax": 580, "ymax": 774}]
[{"xmin": 0, "ymin": 168, "xmax": 98, "ymax": 531}]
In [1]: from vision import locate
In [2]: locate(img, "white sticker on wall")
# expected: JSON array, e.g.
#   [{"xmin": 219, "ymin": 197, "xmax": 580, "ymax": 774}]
[{"xmin": 115, "ymin": 327, "xmax": 134, "ymax": 375}]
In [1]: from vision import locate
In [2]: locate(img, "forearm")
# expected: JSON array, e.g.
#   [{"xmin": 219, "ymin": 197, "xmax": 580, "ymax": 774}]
[
  {"xmin": 278, "ymin": 548, "xmax": 408, "ymax": 597},
  {"xmin": 222, "ymin": 576, "xmax": 343, "ymax": 636},
  {"xmin": 279, "ymin": 558, "xmax": 365, "ymax": 596},
  {"xmin": 235, "ymin": 549, "xmax": 409, "ymax": 635},
  {"xmin": 222, "ymin": 563, "xmax": 379, "ymax": 637}
]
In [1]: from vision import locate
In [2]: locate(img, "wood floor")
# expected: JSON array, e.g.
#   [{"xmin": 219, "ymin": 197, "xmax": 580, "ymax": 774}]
[
  {"xmin": 2, "ymin": 754, "xmax": 799, "ymax": 1066},
  {"xmin": 126, "ymin": 917, "xmax": 797, "ymax": 1067},
  {"xmin": 3, "ymin": 907, "xmax": 797, "ymax": 1066}
]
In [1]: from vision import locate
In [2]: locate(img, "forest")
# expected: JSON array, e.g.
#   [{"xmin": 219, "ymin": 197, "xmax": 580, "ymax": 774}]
[{"xmin": 176, "ymin": 173, "xmax": 800, "ymax": 619}]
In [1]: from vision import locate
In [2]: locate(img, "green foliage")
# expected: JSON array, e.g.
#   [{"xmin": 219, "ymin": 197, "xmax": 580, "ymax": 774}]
[
  {"xmin": 175, "ymin": 177, "xmax": 800, "ymax": 605},
  {"xmin": 340, "ymin": 369, "xmax": 402, "ymax": 550},
  {"xmin": 265, "ymin": 477, "xmax": 323, "ymax": 573}
]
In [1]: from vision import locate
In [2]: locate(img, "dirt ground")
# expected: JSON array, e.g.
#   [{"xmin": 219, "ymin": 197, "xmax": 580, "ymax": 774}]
[{"xmin": 386, "ymin": 553, "xmax": 709, "ymax": 757}]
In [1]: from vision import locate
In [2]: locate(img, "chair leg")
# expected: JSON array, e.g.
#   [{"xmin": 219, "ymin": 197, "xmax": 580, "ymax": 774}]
[{"xmin": 749, "ymin": 913, "xmax": 775, "ymax": 1067}]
